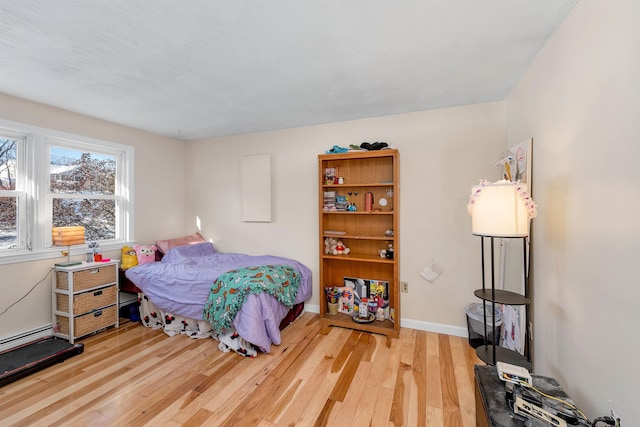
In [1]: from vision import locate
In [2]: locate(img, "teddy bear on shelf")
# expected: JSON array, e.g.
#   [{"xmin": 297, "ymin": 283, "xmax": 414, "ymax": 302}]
[
  {"xmin": 324, "ymin": 237, "xmax": 350, "ymax": 255},
  {"xmin": 332, "ymin": 239, "xmax": 350, "ymax": 255},
  {"xmin": 324, "ymin": 237, "xmax": 337, "ymax": 255}
]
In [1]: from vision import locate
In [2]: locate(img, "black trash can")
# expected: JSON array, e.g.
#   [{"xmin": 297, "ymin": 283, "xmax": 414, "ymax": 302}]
[{"xmin": 465, "ymin": 302, "xmax": 503, "ymax": 349}]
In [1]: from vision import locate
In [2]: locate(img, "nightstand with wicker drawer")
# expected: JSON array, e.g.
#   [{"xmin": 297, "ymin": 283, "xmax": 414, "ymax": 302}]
[{"xmin": 52, "ymin": 260, "xmax": 120, "ymax": 343}]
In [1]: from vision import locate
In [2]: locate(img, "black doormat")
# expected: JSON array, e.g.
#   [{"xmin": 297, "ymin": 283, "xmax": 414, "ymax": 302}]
[{"xmin": 0, "ymin": 336, "xmax": 84, "ymax": 387}]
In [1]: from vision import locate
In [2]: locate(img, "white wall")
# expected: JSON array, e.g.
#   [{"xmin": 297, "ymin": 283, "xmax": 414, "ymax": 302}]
[
  {"xmin": 186, "ymin": 102, "xmax": 506, "ymax": 335},
  {"xmin": 0, "ymin": 93, "xmax": 187, "ymax": 342},
  {"xmin": 506, "ymin": 1, "xmax": 640, "ymax": 421},
  {"xmin": 0, "ymin": 94, "xmax": 507, "ymax": 345}
]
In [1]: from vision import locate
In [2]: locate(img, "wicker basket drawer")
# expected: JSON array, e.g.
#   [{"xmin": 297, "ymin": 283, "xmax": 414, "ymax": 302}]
[
  {"xmin": 56, "ymin": 285, "xmax": 117, "ymax": 315},
  {"xmin": 56, "ymin": 264, "xmax": 117, "ymax": 291},
  {"xmin": 56, "ymin": 305, "xmax": 117, "ymax": 338}
]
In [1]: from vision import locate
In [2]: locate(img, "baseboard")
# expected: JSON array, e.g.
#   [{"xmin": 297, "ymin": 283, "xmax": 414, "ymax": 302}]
[
  {"xmin": 401, "ymin": 318, "xmax": 467, "ymax": 337},
  {"xmin": 304, "ymin": 303, "xmax": 468, "ymax": 337},
  {"xmin": 305, "ymin": 303, "xmax": 320, "ymax": 314},
  {"xmin": 0, "ymin": 325, "xmax": 53, "ymax": 353}
]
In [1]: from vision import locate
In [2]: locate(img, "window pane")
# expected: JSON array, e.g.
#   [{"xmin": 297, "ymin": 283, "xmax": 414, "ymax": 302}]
[
  {"xmin": 50, "ymin": 147, "xmax": 116, "ymax": 195},
  {"xmin": 0, "ymin": 138, "xmax": 17, "ymax": 190},
  {"xmin": 0, "ymin": 196, "xmax": 17, "ymax": 249},
  {"xmin": 53, "ymin": 198, "xmax": 115, "ymax": 241}
]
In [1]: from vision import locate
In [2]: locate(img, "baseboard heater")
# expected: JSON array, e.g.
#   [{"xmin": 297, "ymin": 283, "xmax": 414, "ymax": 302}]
[{"xmin": 0, "ymin": 336, "xmax": 84, "ymax": 387}]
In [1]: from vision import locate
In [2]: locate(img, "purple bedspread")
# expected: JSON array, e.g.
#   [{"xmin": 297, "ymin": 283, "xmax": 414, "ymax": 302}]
[{"xmin": 125, "ymin": 242, "xmax": 312, "ymax": 351}]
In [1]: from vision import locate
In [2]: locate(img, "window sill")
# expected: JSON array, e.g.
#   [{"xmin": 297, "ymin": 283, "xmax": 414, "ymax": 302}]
[{"xmin": 0, "ymin": 241, "xmax": 135, "ymax": 266}]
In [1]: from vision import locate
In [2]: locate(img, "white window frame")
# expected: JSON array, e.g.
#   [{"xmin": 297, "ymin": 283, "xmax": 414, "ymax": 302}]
[
  {"xmin": 0, "ymin": 130, "xmax": 29, "ymax": 253},
  {"xmin": 0, "ymin": 119, "xmax": 134, "ymax": 265}
]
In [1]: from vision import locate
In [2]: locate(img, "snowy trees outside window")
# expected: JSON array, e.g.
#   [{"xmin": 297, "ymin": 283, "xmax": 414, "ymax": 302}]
[{"xmin": 50, "ymin": 148, "xmax": 118, "ymax": 242}]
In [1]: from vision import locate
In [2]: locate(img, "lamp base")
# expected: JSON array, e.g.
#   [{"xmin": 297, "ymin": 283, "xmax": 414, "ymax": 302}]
[{"xmin": 54, "ymin": 261, "xmax": 82, "ymax": 267}]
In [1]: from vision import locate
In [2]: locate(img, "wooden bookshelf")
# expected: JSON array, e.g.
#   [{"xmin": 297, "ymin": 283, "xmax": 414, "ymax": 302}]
[{"xmin": 318, "ymin": 149, "xmax": 400, "ymax": 338}]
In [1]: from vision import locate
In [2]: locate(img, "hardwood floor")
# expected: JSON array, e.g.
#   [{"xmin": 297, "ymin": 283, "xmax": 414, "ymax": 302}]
[{"xmin": 0, "ymin": 313, "xmax": 483, "ymax": 426}]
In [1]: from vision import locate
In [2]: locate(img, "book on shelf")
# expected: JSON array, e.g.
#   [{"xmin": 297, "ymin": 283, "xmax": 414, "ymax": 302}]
[
  {"xmin": 323, "ymin": 191, "xmax": 336, "ymax": 210},
  {"xmin": 324, "ymin": 230, "xmax": 346, "ymax": 235},
  {"xmin": 335, "ymin": 195, "xmax": 348, "ymax": 211}
]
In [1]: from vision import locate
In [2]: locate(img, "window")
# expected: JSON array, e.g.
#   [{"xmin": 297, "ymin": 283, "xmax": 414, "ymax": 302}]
[
  {"xmin": 0, "ymin": 120, "xmax": 133, "ymax": 264},
  {"xmin": 0, "ymin": 135, "xmax": 25, "ymax": 250},
  {"xmin": 49, "ymin": 144, "xmax": 118, "ymax": 241}
]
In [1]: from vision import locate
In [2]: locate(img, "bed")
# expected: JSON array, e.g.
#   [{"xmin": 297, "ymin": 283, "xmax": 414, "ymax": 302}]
[{"xmin": 124, "ymin": 239, "xmax": 312, "ymax": 357}]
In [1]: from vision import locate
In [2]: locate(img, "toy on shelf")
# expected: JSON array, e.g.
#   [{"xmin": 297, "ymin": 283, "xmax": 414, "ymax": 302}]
[
  {"xmin": 379, "ymin": 243, "xmax": 394, "ymax": 259},
  {"xmin": 325, "ymin": 237, "xmax": 350, "ymax": 255},
  {"xmin": 333, "ymin": 239, "xmax": 350, "ymax": 255}
]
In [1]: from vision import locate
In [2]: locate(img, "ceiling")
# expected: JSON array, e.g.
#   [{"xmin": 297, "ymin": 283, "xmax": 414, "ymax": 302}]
[{"xmin": 0, "ymin": 1, "xmax": 577, "ymax": 141}]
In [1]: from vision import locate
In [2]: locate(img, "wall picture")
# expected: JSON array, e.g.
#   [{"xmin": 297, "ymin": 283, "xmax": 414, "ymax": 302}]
[{"xmin": 495, "ymin": 138, "xmax": 532, "ymax": 189}]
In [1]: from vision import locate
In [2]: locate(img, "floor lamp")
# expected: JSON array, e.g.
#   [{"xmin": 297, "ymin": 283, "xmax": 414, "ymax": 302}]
[{"xmin": 468, "ymin": 180, "xmax": 537, "ymax": 367}]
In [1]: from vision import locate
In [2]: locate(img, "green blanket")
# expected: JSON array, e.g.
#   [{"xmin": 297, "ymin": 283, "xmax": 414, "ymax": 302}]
[{"xmin": 202, "ymin": 264, "xmax": 301, "ymax": 334}]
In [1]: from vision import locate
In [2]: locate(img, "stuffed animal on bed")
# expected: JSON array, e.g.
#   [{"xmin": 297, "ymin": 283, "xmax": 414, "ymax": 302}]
[
  {"xmin": 134, "ymin": 244, "xmax": 157, "ymax": 264},
  {"xmin": 121, "ymin": 246, "xmax": 139, "ymax": 270}
]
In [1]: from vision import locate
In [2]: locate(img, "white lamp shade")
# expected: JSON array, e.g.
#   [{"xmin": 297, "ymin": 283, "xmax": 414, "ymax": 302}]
[{"xmin": 471, "ymin": 182, "xmax": 530, "ymax": 237}]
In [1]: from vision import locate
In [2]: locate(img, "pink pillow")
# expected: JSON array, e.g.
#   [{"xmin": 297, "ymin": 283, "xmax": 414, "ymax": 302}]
[{"xmin": 156, "ymin": 232, "xmax": 206, "ymax": 254}]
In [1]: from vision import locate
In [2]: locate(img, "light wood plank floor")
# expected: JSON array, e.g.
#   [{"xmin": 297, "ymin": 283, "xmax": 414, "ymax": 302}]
[{"xmin": 0, "ymin": 313, "xmax": 483, "ymax": 426}]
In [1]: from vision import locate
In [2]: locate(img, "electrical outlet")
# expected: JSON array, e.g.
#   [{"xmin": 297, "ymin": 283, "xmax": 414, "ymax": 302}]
[{"xmin": 401, "ymin": 281, "xmax": 408, "ymax": 293}]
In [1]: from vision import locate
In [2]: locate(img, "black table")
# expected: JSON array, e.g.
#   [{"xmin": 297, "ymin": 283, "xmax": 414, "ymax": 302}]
[{"xmin": 474, "ymin": 365, "xmax": 588, "ymax": 426}]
